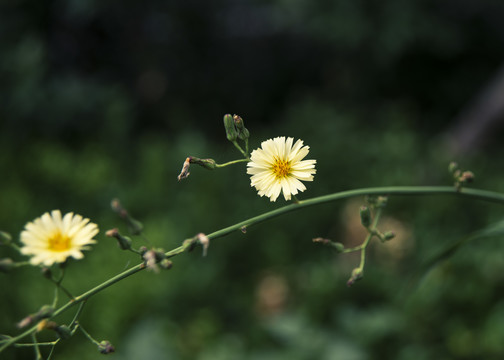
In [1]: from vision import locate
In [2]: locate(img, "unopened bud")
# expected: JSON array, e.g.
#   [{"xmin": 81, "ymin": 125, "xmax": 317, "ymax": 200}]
[
  {"xmin": 383, "ymin": 231, "xmax": 395, "ymax": 241},
  {"xmin": 110, "ymin": 198, "xmax": 124, "ymax": 214},
  {"xmin": 143, "ymin": 250, "xmax": 157, "ymax": 272},
  {"xmin": 376, "ymin": 196, "xmax": 388, "ymax": 208},
  {"xmin": 37, "ymin": 319, "xmax": 52, "ymax": 332},
  {"xmin": 0, "ymin": 231, "xmax": 12, "ymax": 245},
  {"xmin": 17, "ymin": 315, "xmax": 34, "ymax": 329},
  {"xmin": 224, "ymin": 114, "xmax": 238, "ymax": 141},
  {"xmin": 159, "ymin": 259, "xmax": 173, "ymax": 269},
  {"xmin": 0, "ymin": 258, "xmax": 15, "ymax": 273},
  {"xmin": 331, "ymin": 242, "xmax": 345, "ymax": 252},
  {"xmin": 233, "ymin": 115, "xmax": 250, "ymax": 140},
  {"xmin": 460, "ymin": 171, "xmax": 474, "ymax": 183},
  {"xmin": 17, "ymin": 305, "xmax": 54, "ymax": 329},
  {"xmin": 55, "ymin": 325, "xmax": 72, "ymax": 339},
  {"xmin": 98, "ymin": 340, "xmax": 115, "ymax": 354},
  {"xmin": 127, "ymin": 218, "xmax": 143, "ymax": 236},
  {"xmin": 347, "ymin": 268, "xmax": 363, "ymax": 287},
  {"xmin": 312, "ymin": 238, "xmax": 345, "ymax": 252},
  {"xmin": 36, "ymin": 305, "xmax": 54, "ymax": 319},
  {"xmin": 359, "ymin": 206, "xmax": 372, "ymax": 228},
  {"xmin": 142, "ymin": 248, "xmax": 166, "ymax": 273},
  {"xmin": 110, "ymin": 199, "xmax": 143, "ymax": 234},
  {"xmin": 190, "ymin": 157, "xmax": 216, "ymax": 170},
  {"xmin": 448, "ymin": 162, "xmax": 459, "ymax": 174},
  {"xmin": 106, "ymin": 228, "xmax": 132, "ymax": 250},
  {"xmin": 182, "ymin": 238, "xmax": 197, "ymax": 252}
]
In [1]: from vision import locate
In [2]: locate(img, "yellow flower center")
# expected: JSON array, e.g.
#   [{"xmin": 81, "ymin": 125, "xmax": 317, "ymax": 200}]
[
  {"xmin": 48, "ymin": 232, "xmax": 71, "ymax": 252},
  {"xmin": 272, "ymin": 158, "xmax": 291, "ymax": 179}
]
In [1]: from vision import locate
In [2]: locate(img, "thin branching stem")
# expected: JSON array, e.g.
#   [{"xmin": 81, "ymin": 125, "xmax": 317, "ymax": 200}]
[{"xmin": 2, "ymin": 185, "xmax": 504, "ymax": 353}]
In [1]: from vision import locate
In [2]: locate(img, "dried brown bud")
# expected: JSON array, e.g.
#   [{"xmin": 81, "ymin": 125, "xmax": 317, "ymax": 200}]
[
  {"xmin": 196, "ymin": 233, "xmax": 210, "ymax": 257},
  {"xmin": 105, "ymin": 228, "xmax": 119, "ymax": 237},
  {"xmin": 177, "ymin": 157, "xmax": 191, "ymax": 181},
  {"xmin": 312, "ymin": 237, "xmax": 331, "ymax": 245},
  {"xmin": 460, "ymin": 171, "xmax": 474, "ymax": 183}
]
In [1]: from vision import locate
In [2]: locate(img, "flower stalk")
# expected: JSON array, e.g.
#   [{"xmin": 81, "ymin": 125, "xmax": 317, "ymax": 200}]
[{"xmin": 3, "ymin": 185, "xmax": 504, "ymax": 353}]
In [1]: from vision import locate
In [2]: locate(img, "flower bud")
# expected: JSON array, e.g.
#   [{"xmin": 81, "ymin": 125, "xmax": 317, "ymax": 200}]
[
  {"xmin": 182, "ymin": 238, "xmax": 197, "ymax": 252},
  {"xmin": 383, "ymin": 231, "xmax": 395, "ymax": 241},
  {"xmin": 17, "ymin": 305, "xmax": 54, "ymax": 329},
  {"xmin": 448, "ymin": 161, "xmax": 459, "ymax": 174},
  {"xmin": 159, "ymin": 259, "xmax": 173, "ymax": 270},
  {"xmin": 36, "ymin": 305, "xmax": 54, "ymax": 319},
  {"xmin": 98, "ymin": 340, "xmax": 115, "ymax": 354},
  {"xmin": 105, "ymin": 228, "xmax": 132, "ymax": 250},
  {"xmin": 142, "ymin": 250, "xmax": 157, "ymax": 272},
  {"xmin": 0, "ymin": 258, "xmax": 15, "ymax": 273},
  {"xmin": 223, "ymin": 114, "xmax": 238, "ymax": 141},
  {"xmin": 331, "ymin": 242, "xmax": 345, "ymax": 252},
  {"xmin": 126, "ymin": 218, "xmax": 144, "ymax": 236},
  {"xmin": 189, "ymin": 157, "xmax": 217, "ymax": 170},
  {"xmin": 312, "ymin": 238, "xmax": 345, "ymax": 252},
  {"xmin": 359, "ymin": 206, "xmax": 372, "ymax": 228},
  {"xmin": 17, "ymin": 315, "xmax": 34, "ymax": 329},
  {"xmin": 142, "ymin": 248, "xmax": 166, "ymax": 273},
  {"xmin": 233, "ymin": 114, "xmax": 250, "ymax": 140},
  {"xmin": 460, "ymin": 171, "xmax": 474, "ymax": 183},
  {"xmin": 110, "ymin": 198, "xmax": 126, "ymax": 216},
  {"xmin": 347, "ymin": 267, "xmax": 363, "ymax": 287},
  {"xmin": 55, "ymin": 324, "xmax": 72, "ymax": 339},
  {"xmin": 37, "ymin": 319, "xmax": 52, "ymax": 332}
]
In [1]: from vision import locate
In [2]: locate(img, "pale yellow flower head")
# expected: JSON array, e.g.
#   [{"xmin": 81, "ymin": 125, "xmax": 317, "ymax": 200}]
[
  {"xmin": 20, "ymin": 210, "xmax": 99, "ymax": 266},
  {"xmin": 247, "ymin": 136, "xmax": 316, "ymax": 202}
]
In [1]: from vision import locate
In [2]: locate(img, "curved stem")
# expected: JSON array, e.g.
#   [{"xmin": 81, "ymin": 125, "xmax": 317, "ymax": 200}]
[
  {"xmin": 205, "ymin": 186, "xmax": 504, "ymax": 241},
  {"xmin": 231, "ymin": 140, "xmax": 249, "ymax": 159},
  {"xmin": 3, "ymin": 185, "xmax": 504, "ymax": 353},
  {"xmin": 215, "ymin": 158, "xmax": 249, "ymax": 168}
]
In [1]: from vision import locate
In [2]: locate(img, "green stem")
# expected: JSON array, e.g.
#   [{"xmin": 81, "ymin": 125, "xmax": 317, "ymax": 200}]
[
  {"xmin": 14, "ymin": 341, "xmax": 58, "ymax": 347},
  {"xmin": 231, "ymin": 140, "xmax": 249, "ymax": 159},
  {"xmin": 77, "ymin": 324, "xmax": 100, "ymax": 347},
  {"xmin": 31, "ymin": 333, "xmax": 42, "ymax": 360},
  {"xmin": 3, "ymin": 185, "xmax": 504, "ymax": 353},
  {"xmin": 358, "ymin": 208, "xmax": 383, "ymax": 272},
  {"xmin": 205, "ymin": 186, "xmax": 504, "ymax": 241},
  {"xmin": 215, "ymin": 158, "xmax": 249, "ymax": 168},
  {"xmin": 70, "ymin": 301, "xmax": 87, "ymax": 329},
  {"xmin": 342, "ymin": 245, "xmax": 364, "ymax": 253}
]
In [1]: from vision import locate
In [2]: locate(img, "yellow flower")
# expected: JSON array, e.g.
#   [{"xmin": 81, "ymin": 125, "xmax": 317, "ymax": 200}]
[
  {"xmin": 20, "ymin": 210, "xmax": 99, "ymax": 266},
  {"xmin": 247, "ymin": 136, "xmax": 316, "ymax": 202}
]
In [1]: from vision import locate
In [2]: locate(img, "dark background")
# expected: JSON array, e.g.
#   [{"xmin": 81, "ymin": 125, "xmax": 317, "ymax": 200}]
[{"xmin": 2, "ymin": 1, "xmax": 504, "ymax": 359}]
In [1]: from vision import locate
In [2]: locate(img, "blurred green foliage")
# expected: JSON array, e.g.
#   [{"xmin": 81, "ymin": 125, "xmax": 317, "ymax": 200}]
[{"xmin": 2, "ymin": 0, "xmax": 504, "ymax": 359}]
